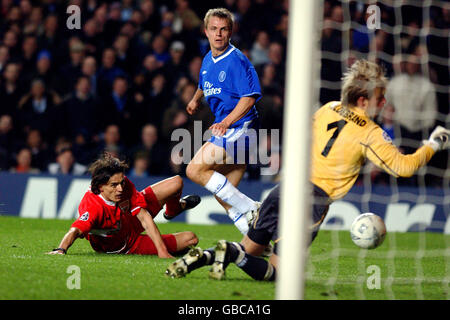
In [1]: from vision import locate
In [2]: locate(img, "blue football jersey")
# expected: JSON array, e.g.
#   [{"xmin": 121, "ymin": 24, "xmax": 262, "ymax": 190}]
[{"xmin": 199, "ymin": 44, "xmax": 262, "ymax": 129}]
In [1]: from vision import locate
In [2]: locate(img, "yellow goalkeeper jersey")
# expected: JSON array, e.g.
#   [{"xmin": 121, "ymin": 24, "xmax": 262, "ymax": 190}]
[{"xmin": 310, "ymin": 101, "xmax": 435, "ymax": 201}]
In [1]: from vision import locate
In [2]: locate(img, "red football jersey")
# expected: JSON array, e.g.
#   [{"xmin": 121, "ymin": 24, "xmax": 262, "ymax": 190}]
[{"xmin": 72, "ymin": 176, "xmax": 148, "ymax": 253}]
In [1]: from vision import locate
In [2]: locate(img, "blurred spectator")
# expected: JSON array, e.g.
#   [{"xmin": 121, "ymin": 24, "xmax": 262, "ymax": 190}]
[
  {"xmin": 233, "ymin": 0, "xmax": 257, "ymax": 45},
  {"xmin": 62, "ymin": 75, "xmax": 102, "ymax": 141},
  {"xmin": 164, "ymin": 40, "xmax": 188, "ymax": 89},
  {"xmin": 128, "ymin": 123, "xmax": 168, "ymax": 175},
  {"xmin": 24, "ymin": 50, "xmax": 61, "ymax": 95},
  {"xmin": 19, "ymin": 35, "xmax": 38, "ymax": 77},
  {"xmin": 80, "ymin": 55, "xmax": 98, "ymax": 97},
  {"xmin": 23, "ymin": 6, "xmax": 44, "ymax": 35},
  {"xmin": 104, "ymin": 2, "xmax": 124, "ymax": 45},
  {"xmin": 173, "ymin": 0, "xmax": 202, "ymax": 34},
  {"xmin": 59, "ymin": 40, "xmax": 86, "ymax": 95},
  {"xmin": 0, "ymin": 45, "xmax": 10, "ymax": 74},
  {"xmin": 161, "ymin": 81, "xmax": 193, "ymax": 142},
  {"xmin": 121, "ymin": 0, "xmax": 134, "ymax": 22},
  {"xmin": 9, "ymin": 147, "xmax": 40, "ymax": 174},
  {"xmin": 147, "ymin": 73, "xmax": 170, "ymax": 129},
  {"xmin": 95, "ymin": 124, "xmax": 126, "ymax": 159},
  {"xmin": 97, "ymin": 47, "xmax": 127, "ymax": 98},
  {"xmin": 140, "ymin": 0, "xmax": 160, "ymax": 33},
  {"xmin": 379, "ymin": 104, "xmax": 396, "ymax": 141},
  {"xmin": 81, "ymin": 18, "xmax": 104, "ymax": 56},
  {"xmin": 257, "ymin": 42, "xmax": 285, "ymax": 88},
  {"xmin": 0, "ymin": 114, "xmax": 15, "ymax": 169},
  {"xmin": 2, "ymin": 30, "xmax": 20, "ymax": 57},
  {"xmin": 37, "ymin": 14, "xmax": 62, "ymax": 58},
  {"xmin": 320, "ymin": 7, "xmax": 344, "ymax": 104},
  {"xmin": 0, "ymin": 62, "xmax": 23, "ymax": 118},
  {"xmin": 25, "ymin": 129, "xmax": 50, "ymax": 172},
  {"xmin": 162, "ymin": 80, "xmax": 213, "ymax": 147},
  {"xmin": 250, "ymin": 30, "xmax": 271, "ymax": 67},
  {"xmin": 271, "ymin": 13, "xmax": 288, "ymax": 47},
  {"xmin": 386, "ymin": 53, "xmax": 438, "ymax": 153},
  {"xmin": 128, "ymin": 151, "xmax": 150, "ymax": 178},
  {"xmin": 101, "ymin": 75, "xmax": 145, "ymax": 146},
  {"xmin": 187, "ymin": 56, "xmax": 202, "ymax": 83},
  {"xmin": 260, "ymin": 63, "xmax": 283, "ymax": 96},
  {"xmin": 48, "ymin": 147, "xmax": 87, "ymax": 175},
  {"xmin": 113, "ymin": 33, "xmax": 133, "ymax": 74},
  {"xmin": 141, "ymin": 53, "xmax": 164, "ymax": 84},
  {"xmin": 150, "ymin": 34, "xmax": 170, "ymax": 65},
  {"xmin": 17, "ymin": 79, "xmax": 59, "ymax": 143}
]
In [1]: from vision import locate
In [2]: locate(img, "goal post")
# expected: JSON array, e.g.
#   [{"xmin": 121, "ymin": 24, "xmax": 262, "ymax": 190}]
[{"xmin": 276, "ymin": 0, "xmax": 320, "ymax": 300}]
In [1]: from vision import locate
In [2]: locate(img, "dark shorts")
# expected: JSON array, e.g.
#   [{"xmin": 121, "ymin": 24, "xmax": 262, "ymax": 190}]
[{"xmin": 247, "ymin": 183, "xmax": 330, "ymax": 254}]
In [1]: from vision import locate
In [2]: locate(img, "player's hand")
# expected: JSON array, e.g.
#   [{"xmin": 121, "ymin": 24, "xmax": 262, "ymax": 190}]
[
  {"xmin": 186, "ymin": 100, "xmax": 200, "ymax": 115},
  {"xmin": 209, "ymin": 122, "xmax": 229, "ymax": 137},
  {"xmin": 424, "ymin": 126, "xmax": 450, "ymax": 151},
  {"xmin": 158, "ymin": 251, "xmax": 174, "ymax": 259},
  {"xmin": 46, "ymin": 249, "xmax": 66, "ymax": 255}
]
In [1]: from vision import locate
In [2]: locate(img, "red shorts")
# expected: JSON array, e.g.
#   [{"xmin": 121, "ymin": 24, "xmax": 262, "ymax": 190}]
[{"xmin": 127, "ymin": 234, "xmax": 177, "ymax": 255}]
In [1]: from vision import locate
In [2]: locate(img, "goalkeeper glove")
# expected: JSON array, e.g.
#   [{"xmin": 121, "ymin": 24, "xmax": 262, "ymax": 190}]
[{"xmin": 423, "ymin": 126, "xmax": 450, "ymax": 151}]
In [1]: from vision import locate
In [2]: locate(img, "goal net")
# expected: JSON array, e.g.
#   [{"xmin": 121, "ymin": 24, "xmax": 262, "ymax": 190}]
[{"xmin": 279, "ymin": 0, "xmax": 449, "ymax": 300}]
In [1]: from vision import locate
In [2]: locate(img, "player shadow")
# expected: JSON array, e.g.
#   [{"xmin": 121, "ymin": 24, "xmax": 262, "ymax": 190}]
[{"xmin": 176, "ymin": 273, "xmax": 262, "ymax": 283}]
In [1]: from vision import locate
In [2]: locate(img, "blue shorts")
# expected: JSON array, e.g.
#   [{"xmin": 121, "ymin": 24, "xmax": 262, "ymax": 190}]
[{"xmin": 208, "ymin": 119, "xmax": 259, "ymax": 165}]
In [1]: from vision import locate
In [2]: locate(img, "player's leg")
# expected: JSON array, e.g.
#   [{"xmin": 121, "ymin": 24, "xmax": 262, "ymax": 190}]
[
  {"xmin": 209, "ymin": 184, "xmax": 280, "ymax": 280},
  {"xmin": 212, "ymin": 163, "xmax": 256, "ymax": 234},
  {"xmin": 209, "ymin": 240, "xmax": 277, "ymax": 281},
  {"xmin": 141, "ymin": 175, "xmax": 200, "ymax": 219},
  {"xmin": 128, "ymin": 231, "xmax": 198, "ymax": 255},
  {"xmin": 186, "ymin": 142, "xmax": 258, "ymax": 226},
  {"xmin": 165, "ymin": 244, "xmax": 218, "ymax": 278},
  {"xmin": 309, "ymin": 184, "xmax": 331, "ymax": 245}
]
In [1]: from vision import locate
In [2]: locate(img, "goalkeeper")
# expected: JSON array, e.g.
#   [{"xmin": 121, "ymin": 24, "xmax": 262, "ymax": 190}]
[{"xmin": 165, "ymin": 59, "xmax": 450, "ymax": 281}]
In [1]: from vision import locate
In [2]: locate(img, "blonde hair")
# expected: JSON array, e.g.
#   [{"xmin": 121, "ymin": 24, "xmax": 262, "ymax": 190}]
[
  {"xmin": 204, "ymin": 8, "xmax": 234, "ymax": 30},
  {"xmin": 341, "ymin": 60, "xmax": 387, "ymax": 106}
]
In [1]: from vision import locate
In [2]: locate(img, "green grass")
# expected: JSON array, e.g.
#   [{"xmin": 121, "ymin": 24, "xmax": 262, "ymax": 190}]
[{"xmin": 0, "ymin": 216, "xmax": 448, "ymax": 300}]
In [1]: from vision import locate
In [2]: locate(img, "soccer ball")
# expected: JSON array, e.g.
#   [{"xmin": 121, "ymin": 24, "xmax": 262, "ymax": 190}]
[{"xmin": 350, "ymin": 213, "xmax": 386, "ymax": 249}]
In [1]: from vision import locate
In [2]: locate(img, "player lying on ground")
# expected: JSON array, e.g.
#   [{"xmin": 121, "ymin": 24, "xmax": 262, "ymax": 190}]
[
  {"xmin": 166, "ymin": 59, "xmax": 450, "ymax": 280},
  {"xmin": 47, "ymin": 154, "xmax": 201, "ymax": 257},
  {"xmin": 185, "ymin": 8, "xmax": 262, "ymax": 235}
]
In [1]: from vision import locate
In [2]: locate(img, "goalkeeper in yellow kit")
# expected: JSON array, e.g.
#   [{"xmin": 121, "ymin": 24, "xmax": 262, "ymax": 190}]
[{"xmin": 166, "ymin": 59, "xmax": 450, "ymax": 281}]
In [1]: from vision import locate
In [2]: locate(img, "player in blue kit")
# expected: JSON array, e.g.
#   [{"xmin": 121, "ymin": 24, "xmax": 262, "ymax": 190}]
[{"xmin": 185, "ymin": 8, "xmax": 262, "ymax": 235}]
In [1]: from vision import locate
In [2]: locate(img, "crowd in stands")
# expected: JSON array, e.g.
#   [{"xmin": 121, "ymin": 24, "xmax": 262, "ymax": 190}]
[{"xmin": 0, "ymin": 0, "xmax": 448, "ymax": 186}]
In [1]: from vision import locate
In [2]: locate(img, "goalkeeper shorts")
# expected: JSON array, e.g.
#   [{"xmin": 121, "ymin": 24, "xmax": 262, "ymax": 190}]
[{"xmin": 247, "ymin": 183, "xmax": 330, "ymax": 254}]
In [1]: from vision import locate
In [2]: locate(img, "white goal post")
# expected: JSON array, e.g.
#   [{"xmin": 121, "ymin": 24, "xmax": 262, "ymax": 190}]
[{"xmin": 276, "ymin": 0, "xmax": 320, "ymax": 300}]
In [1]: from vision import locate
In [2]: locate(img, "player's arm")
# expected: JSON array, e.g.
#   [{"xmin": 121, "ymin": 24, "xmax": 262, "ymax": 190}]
[
  {"xmin": 186, "ymin": 88, "xmax": 204, "ymax": 115},
  {"xmin": 46, "ymin": 227, "xmax": 83, "ymax": 255},
  {"xmin": 136, "ymin": 208, "xmax": 173, "ymax": 258},
  {"xmin": 363, "ymin": 126, "xmax": 449, "ymax": 178},
  {"xmin": 210, "ymin": 96, "xmax": 257, "ymax": 136}
]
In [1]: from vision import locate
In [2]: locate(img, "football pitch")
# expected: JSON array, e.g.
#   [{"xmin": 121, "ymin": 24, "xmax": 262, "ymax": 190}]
[{"xmin": 0, "ymin": 216, "xmax": 448, "ymax": 300}]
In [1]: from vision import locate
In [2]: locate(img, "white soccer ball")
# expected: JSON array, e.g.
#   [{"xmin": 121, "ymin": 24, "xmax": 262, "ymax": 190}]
[{"xmin": 350, "ymin": 213, "xmax": 386, "ymax": 249}]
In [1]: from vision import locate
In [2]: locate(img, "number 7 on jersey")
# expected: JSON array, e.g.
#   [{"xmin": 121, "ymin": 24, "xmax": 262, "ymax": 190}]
[{"xmin": 321, "ymin": 120, "xmax": 348, "ymax": 157}]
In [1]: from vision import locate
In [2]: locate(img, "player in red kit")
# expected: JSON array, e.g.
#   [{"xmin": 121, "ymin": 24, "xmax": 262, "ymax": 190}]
[{"xmin": 47, "ymin": 154, "xmax": 201, "ymax": 257}]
